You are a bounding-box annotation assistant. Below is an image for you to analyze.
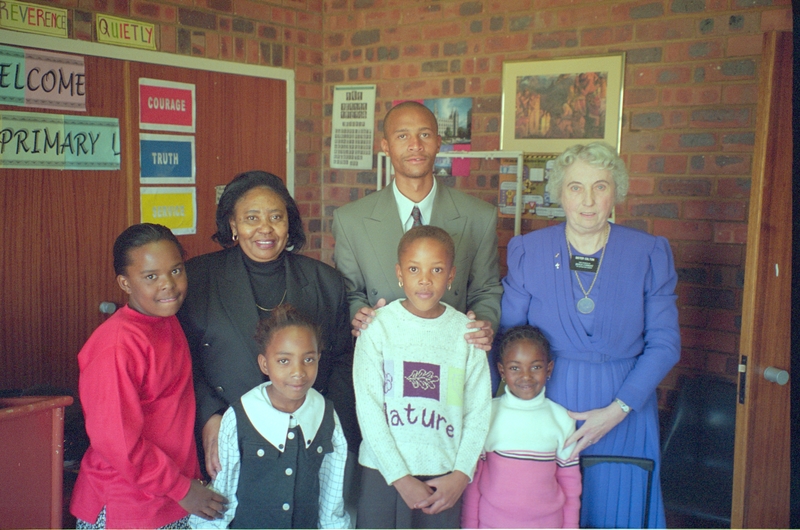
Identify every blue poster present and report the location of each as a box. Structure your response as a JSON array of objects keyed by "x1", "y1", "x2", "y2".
[{"x1": 139, "y1": 133, "x2": 195, "y2": 184}]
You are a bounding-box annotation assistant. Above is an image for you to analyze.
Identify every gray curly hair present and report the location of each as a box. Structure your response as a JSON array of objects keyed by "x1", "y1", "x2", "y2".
[{"x1": 546, "y1": 142, "x2": 629, "y2": 204}]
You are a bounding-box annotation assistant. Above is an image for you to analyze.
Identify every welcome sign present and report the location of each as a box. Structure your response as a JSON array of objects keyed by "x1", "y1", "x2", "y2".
[
  {"x1": 0, "y1": 110, "x2": 120, "y2": 170},
  {"x1": 0, "y1": 45, "x2": 86, "y2": 111}
]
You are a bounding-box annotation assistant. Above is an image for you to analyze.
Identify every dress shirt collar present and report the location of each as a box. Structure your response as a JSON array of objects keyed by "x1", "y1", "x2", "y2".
[
  {"x1": 392, "y1": 177, "x2": 437, "y2": 232},
  {"x1": 240, "y1": 382, "x2": 325, "y2": 452}
]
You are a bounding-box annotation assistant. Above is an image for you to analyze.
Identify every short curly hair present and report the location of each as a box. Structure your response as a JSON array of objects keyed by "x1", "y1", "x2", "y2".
[
  {"x1": 498, "y1": 325, "x2": 552, "y2": 364},
  {"x1": 546, "y1": 142, "x2": 629, "y2": 205},
  {"x1": 212, "y1": 170, "x2": 306, "y2": 251},
  {"x1": 397, "y1": 225, "x2": 456, "y2": 267}
]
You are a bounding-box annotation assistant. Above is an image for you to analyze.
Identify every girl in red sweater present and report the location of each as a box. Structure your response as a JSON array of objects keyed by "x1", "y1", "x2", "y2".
[{"x1": 70, "y1": 223, "x2": 226, "y2": 529}]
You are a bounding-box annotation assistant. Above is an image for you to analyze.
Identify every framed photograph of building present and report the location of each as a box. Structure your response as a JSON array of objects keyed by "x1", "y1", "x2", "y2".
[{"x1": 500, "y1": 53, "x2": 625, "y2": 153}]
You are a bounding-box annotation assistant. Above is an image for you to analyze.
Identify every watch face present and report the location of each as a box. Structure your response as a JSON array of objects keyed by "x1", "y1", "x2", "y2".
[{"x1": 617, "y1": 399, "x2": 630, "y2": 412}]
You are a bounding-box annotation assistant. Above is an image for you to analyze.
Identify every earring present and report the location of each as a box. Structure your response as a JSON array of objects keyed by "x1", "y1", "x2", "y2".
[
  {"x1": 447, "y1": 283, "x2": 452, "y2": 291},
  {"x1": 501, "y1": 377, "x2": 505, "y2": 382},
  {"x1": 398, "y1": 280, "x2": 403, "y2": 287},
  {"x1": 232, "y1": 233, "x2": 238, "y2": 242}
]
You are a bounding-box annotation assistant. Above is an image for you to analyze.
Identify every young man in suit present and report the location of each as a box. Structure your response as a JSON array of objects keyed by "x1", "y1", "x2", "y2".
[{"x1": 332, "y1": 101, "x2": 502, "y2": 349}]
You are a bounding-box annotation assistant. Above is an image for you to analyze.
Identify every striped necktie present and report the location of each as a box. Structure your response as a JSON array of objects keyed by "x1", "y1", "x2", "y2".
[{"x1": 411, "y1": 206, "x2": 423, "y2": 227}]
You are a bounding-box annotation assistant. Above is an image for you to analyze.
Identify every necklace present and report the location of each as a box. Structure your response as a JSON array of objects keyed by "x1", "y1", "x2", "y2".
[
  {"x1": 565, "y1": 224, "x2": 609, "y2": 314},
  {"x1": 255, "y1": 289, "x2": 287, "y2": 312}
]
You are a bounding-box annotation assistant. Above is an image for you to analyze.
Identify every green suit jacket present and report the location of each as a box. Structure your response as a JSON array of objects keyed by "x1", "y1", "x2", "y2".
[{"x1": 332, "y1": 178, "x2": 502, "y2": 330}]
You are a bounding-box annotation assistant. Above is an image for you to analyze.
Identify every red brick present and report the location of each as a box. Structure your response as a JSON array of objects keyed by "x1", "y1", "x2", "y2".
[
  {"x1": 159, "y1": 25, "x2": 176, "y2": 53},
  {"x1": 690, "y1": 107, "x2": 750, "y2": 128},
  {"x1": 486, "y1": 0, "x2": 532, "y2": 13},
  {"x1": 654, "y1": 220, "x2": 713, "y2": 241},
  {"x1": 661, "y1": 133, "x2": 719, "y2": 153},
  {"x1": 675, "y1": 348, "x2": 707, "y2": 370},
  {"x1": 713, "y1": 222, "x2": 748, "y2": 244},
  {"x1": 705, "y1": 353, "x2": 740, "y2": 377},
  {"x1": 681, "y1": 243, "x2": 742, "y2": 266},
  {"x1": 368, "y1": 9, "x2": 402, "y2": 29},
  {"x1": 716, "y1": 178, "x2": 751, "y2": 198},
  {"x1": 635, "y1": 18, "x2": 695, "y2": 41},
  {"x1": 485, "y1": 34, "x2": 529, "y2": 52},
  {"x1": 760, "y1": 8, "x2": 792, "y2": 31},
  {"x1": 722, "y1": 84, "x2": 758, "y2": 105},
  {"x1": 271, "y1": 6, "x2": 296, "y2": 25},
  {"x1": 663, "y1": 40, "x2": 724, "y2": 62},
  {"x1": 423, "y1": 22, "x2": 464, "y2": 40},
  {"x1": 726, "y1": 34, "x2": 763, "y2": 57},
  {"x1": 403, "y1": 4, "x2": 445, "y2": 24},
  {"x1": 325, "y1": 13, "x2": 357, "y2": 31},
  {"x1": 133, "y1": 0, "x2": 177, "y2": 22},
  {"x1": 684, "y1": 200, "x2": 747, "y2": 221},
  {"x1": 627, "y1": 176, "x2": 655, "y2": 195},
  {"x1": 219, "y1": 34, "x2": 232, "y2": 59},
  {"x1": 625, "y1": 88, "x2": 658, "y2": 106},
  {"x1": 661, "y1": 86, "x2": 722, "y2": 106},
  {"x1": 681, "y1": 328, "x2": 738, "y2": 354},
  {"x1": 706, "y1": 309, "x2": 740, "y2": 333},
  {"x1": 557, "y1": 4, "x2": 611, "y2": 27},
  {"x1": 204, "y1": 31, "x2": 219, "y2": 58},
  {"x1": 296, "y1": 9, "x2": 322, "y2": 31},
  {"x1": 678, "y1": 306, "x2": 710, "y2": 328},
  {"x1": 580, "y1": 24, "x2": 633, "y2": 46}
]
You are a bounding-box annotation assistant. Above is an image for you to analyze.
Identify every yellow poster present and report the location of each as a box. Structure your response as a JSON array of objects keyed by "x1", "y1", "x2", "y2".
[
  {"x1": 96, "y1": 14, "x2": 156, "y2": 50},
  {"x1": 140, "y1": 187, "x2": 196, "y2": 235},
  {"x1": 0, "y1": 1, "x2": 68, "y2": 38}
]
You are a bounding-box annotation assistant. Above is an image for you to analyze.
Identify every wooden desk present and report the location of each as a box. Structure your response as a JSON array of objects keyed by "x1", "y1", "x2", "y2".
[{"x1": 0, "y1": 396, "x2": 73, "y2": 529}]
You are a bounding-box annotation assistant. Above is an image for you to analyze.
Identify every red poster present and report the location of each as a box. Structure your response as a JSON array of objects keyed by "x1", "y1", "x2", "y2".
[{"x1": 139, "y1": 78, "x2": 195, "y2": 133}]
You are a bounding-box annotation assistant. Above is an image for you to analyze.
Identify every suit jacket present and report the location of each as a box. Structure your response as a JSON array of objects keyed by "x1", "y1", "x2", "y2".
[
  {"x1": 332, "y1": 178, "x2": 502, "y2": 330},
  {"x1": 177, "y1": 247, "x2": 359, "y2": 447}
]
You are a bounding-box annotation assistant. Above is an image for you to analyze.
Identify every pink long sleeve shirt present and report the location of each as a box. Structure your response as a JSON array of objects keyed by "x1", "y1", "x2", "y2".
[{"x1": 461, "y1": 389, "x2": 582, "y2": 528}]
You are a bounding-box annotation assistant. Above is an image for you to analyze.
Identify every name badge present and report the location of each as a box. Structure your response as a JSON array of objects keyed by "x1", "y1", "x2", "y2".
[{"x1": 570, "y1": 255, "x2": 599, "y2": 273}]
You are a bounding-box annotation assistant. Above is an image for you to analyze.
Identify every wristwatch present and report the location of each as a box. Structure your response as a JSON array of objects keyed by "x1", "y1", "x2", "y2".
[{"x1": 615, "y1": 398, "x2": 631, "y2": 413}]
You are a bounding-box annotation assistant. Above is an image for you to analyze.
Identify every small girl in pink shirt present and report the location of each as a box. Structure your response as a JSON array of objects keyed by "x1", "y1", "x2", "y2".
[{"x1": 461, "y1": 325, "x2": 581, "y2": 528}]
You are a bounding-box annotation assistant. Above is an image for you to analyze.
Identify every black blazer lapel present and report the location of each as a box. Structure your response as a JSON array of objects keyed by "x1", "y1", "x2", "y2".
[{"x1": 218, "y1": 249, "x2": 261, "y2": 358}]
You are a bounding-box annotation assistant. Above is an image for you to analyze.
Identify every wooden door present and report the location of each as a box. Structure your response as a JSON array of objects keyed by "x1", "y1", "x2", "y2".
[
  {"x1": 730, "y1": 31, "x2": 792, "y2": 528},
  {"x1": 0, "y1": 55, "x2": 128, "y2": 395}
]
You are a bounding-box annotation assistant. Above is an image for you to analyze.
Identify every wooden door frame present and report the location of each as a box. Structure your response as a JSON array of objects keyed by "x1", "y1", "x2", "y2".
[{"x1": 730, "y1": 30, "x2": 792, "y2": 528}]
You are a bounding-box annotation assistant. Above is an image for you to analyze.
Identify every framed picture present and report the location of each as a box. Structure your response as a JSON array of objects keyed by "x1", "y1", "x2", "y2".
[{"x1": 500, "y1": 53, "x2": 625, "y2": 153}]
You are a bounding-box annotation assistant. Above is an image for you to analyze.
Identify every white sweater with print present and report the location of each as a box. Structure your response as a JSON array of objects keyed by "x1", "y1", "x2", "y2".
[{"x1": 354, "y1": 300, "x2": 492, "y2": 485}]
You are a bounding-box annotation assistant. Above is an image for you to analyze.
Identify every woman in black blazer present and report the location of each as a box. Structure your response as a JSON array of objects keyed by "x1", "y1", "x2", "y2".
[{"x1": 178, "y1": 170, "x2": 357, "y2": 478}]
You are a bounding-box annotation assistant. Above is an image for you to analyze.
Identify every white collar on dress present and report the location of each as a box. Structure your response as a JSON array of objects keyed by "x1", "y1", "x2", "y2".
[{"x1": 240, "y1": 382, "x2": 325, "y2": 452}]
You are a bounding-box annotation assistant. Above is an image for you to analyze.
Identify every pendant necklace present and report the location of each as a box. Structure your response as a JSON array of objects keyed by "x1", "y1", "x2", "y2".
[
  {"x1": 566, "y1": 224, "x2": 609, "y2": 314},
  {"x1": 255, "y1": 289, "x2": 287, "y2": 312}
]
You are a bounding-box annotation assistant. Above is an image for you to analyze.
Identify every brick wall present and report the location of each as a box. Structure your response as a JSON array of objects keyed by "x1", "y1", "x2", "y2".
[
  {"x1": 30, "y1": 0, "x2": 792, "y2": 399},
  {"x1": 319, "y1": 0, "x2": 791, "y2": 401}
]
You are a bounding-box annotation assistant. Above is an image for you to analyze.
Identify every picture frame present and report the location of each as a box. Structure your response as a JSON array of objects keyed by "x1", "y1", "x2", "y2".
[{"x1": 500, "y1": 53, "x2": 625, "y2": 153}]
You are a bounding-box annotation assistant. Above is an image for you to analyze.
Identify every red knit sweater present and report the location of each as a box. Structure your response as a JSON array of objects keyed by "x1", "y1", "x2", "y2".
[{"x1": 70, "y1": 305, "x2": 201, "y2": 528}]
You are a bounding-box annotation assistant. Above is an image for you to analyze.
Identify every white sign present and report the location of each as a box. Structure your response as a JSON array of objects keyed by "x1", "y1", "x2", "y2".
[{"x1": 330, "y1": 84, "x2": 376, "y2": 170}]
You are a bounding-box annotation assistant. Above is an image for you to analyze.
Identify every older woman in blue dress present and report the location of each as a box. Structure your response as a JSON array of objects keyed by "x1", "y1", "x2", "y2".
[{"x1": 500, "y1": 142, "x2": 680, "y2": 528}]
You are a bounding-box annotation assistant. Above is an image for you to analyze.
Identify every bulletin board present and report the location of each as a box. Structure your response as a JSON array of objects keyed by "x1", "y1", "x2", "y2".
[{"x1": 0, "y1": 29, "x2": 294, "y2": 395}]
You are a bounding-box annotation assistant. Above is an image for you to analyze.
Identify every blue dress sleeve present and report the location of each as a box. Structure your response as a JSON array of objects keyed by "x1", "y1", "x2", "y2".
[
  {"x1": 500, "y1": 234, "x2": 533, "y2": 332},
  {"x1": 615, "y1": 236, "x2": 681, "y2": 411}
]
